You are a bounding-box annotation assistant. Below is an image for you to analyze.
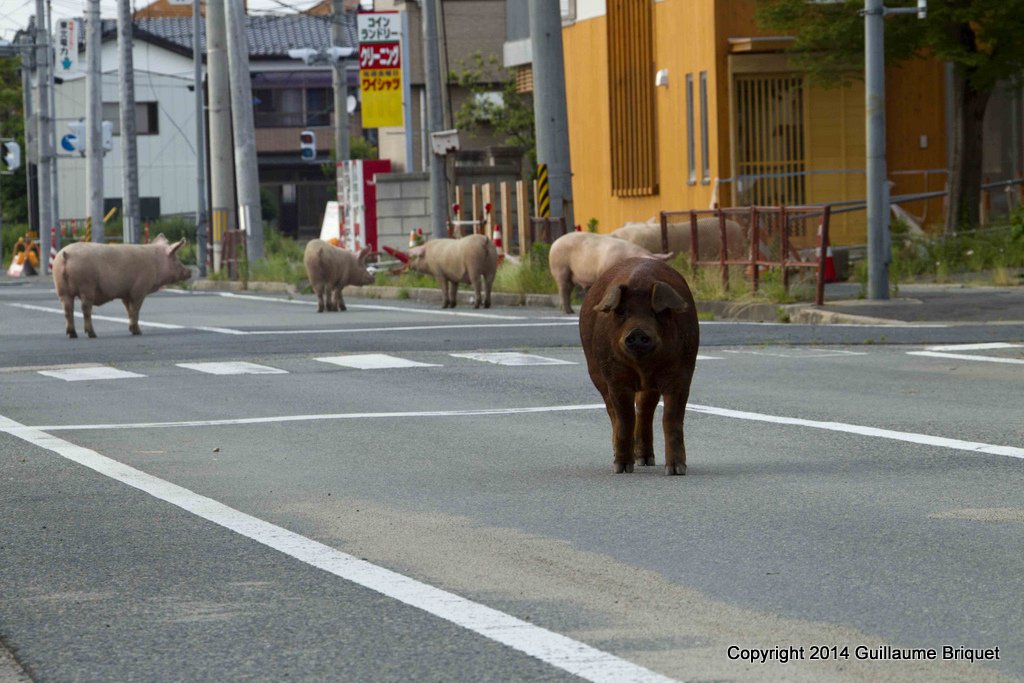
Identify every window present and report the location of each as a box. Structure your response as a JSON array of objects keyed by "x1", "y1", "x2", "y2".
[
  {"x1": 607, "y1": 0, "x2": 658, "y2": 196},
  {"x1": 305, "y1": 88, "x2": 332, "y2": 127},
  {"x1": 686, "y1": 73, "x2": 695, "y2": 186},
  {"x1": 699, "y1": 71, "x2": 710, "y2": 184},
  {"x1": 101, "y1": 102, "x2": 159, "y2": 135},
  {"x1": 253, "y1": 87, "x2": 334, "y2": 128}
]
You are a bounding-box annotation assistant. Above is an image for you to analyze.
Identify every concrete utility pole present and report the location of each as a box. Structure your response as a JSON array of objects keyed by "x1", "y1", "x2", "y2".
[
  {"x1": 193, "y1": 0, "x2": 207, "y2": 276},
  {"x1": 529, "y1": 0, "x2": 573, "y2": 228},
  {"x1": 86, "y1": 0, "x2": 104, "y2": 240},
  {"x1": 206, "y1": 0, "x2": 236, "y2": 273},
  {"x1": 225, "y1": 0, "x2": 264, "y2": 259},
  {"x1": 331, "y1": 0, "x2": 350, "y2": 165},
  {"x1": 117, "y1": 0, "x2": 141, "y2": 244},
  {"x1": 864, "y1": 0, "x2": 925, "y2": 300},
  {"x1": 34, "y1": 0, "x2": 53, "y2": 273},
  {"x1": 19, "y1": 29, "x2": 37, "y2": 236},
  {"x1": 421, "y1": 0, "x2": 447, "y2": 238}
]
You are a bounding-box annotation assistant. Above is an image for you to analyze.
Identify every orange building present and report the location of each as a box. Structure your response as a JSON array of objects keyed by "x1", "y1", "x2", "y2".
[{"x1": 559, "y1": 0, "x2": 956, "y2": 247}]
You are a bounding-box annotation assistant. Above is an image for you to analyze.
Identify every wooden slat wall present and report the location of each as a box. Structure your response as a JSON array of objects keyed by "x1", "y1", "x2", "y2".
[{"x1": 607, "y1": 0, "x2": 658, "y2": 197}]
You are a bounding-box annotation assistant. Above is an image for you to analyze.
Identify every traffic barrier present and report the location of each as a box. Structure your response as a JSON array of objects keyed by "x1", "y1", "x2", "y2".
[{"x1": 493, "y1": 225, "x2": 505, "y2": 264}]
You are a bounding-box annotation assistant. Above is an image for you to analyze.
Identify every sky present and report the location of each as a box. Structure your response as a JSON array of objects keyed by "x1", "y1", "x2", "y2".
[{"x1": 0, "y1": 0, "x2": 325, "y2": 42}]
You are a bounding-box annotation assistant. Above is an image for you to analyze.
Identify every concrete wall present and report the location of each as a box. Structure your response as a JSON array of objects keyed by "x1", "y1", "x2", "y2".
[{"x1": 374, "y1": 172, "x2": 431, "y2": 253}]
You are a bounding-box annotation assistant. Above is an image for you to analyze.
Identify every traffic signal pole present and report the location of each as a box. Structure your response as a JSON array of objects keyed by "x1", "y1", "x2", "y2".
[{"x1": 86, "y1": 0, "x2": 104, "y2": 241}]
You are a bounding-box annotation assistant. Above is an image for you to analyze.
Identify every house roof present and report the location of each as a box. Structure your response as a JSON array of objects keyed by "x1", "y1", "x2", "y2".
[{"x1": 135, "y1": 15, "x2": 345, "y2": 58}]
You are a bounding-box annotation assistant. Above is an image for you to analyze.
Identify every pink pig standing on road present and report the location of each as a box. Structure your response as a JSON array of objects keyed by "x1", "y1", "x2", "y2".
[{"x1": 52, "y1": 234, "x2": 191, "y2": 338}]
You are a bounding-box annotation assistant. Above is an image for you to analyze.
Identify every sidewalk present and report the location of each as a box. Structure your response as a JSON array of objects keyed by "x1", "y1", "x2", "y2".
[{"x1": 6, "y1": 272, "x2": 1024, "y2": 325}]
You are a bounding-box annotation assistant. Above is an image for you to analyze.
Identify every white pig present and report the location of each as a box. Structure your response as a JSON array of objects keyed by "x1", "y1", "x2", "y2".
[
  {"x1": 303, "y1": 240, "x2": 375, "y2": 312},
  {"x1": 611, "y1": 217, "x2": 748, "y2": 261},
  {"x1": 548, "y1": 231, "x2": 671, "y2": 314},
  {"x1": 407, "y1": 233, "x2": 497, "y2": 309},
  {"x1": 52, "y1": 234, "x2": 191, "y2": 338}
]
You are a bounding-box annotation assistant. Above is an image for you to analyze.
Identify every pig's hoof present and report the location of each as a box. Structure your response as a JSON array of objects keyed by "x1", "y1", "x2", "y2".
[
  {"x1": 87, "y1": 331, "x2": 97, "y2": 339},
  {"x1": 614, "y1": 462, "x2": 634, "y2": 474},
  {"x1": 637, "y1": 454, "x2": 655, "y2": 466},
  {"x1": 67, "y1": 330, "x2": 77, "y2": 339},
  {"x1": 665, "y1": 463, "x2": 687, "y2": 476},
  {"x1": 338, "y1": 305, "x2": 347, "y2": 312}
]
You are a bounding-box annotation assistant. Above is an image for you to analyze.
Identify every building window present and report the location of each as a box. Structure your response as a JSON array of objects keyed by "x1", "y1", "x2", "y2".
[
  {"x1": 607, "y1": 0, "x2": 658, "y2": 197},
  {"x1": 734, "y1": 74, "x2": 806, "y2": 206},
  {"x1": 686, "y1": 73, "x2": 696, "y2": 186},
  {"x1": 101, "y1": 102, "x2": 159, "y2": 135},
  {"x1": 253, "y1": 87, "x2": 334, "y2": 128},
  {"x1": 305, "y1": 88, "x2": 332, "y2": 127},
  {"x1": 699, "y1": 71, "x2": 710, "y2": 185}
]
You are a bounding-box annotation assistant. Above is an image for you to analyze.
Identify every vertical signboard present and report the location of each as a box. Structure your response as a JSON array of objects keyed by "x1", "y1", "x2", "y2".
[
  {"x1": 56, "y1": 19, "x2": 79, "y2": 75},
  {"x1": 357, "y1": 12, "x2": 403, "y2": 128}
]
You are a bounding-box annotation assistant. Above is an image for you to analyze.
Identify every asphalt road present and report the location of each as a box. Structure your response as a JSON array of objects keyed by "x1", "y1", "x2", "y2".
[{"x1": 1, "y1": 279, "x2": 1023, "y2": 682}]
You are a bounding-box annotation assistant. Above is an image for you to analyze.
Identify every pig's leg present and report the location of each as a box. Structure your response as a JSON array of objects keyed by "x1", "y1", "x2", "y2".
[
  {"x1": 472, "y1": 272, "x2": 483, "y2": 309},
  {"x1": 448, "y1": 280, "x2": 460, "y2": 308},
  {"x1": 437, "y1": 276, "x2": 451, "y2": 308},
  {"x1": 634, "y1": 390, "x2": 660, "y2": 466},
  {"x1": 61, "y1": 295, "x2": 78, "y2": 338},
  {"x1": 335, "y1": 284, "x2": 347, "y2": 311},
  {"x1": 81, "y1": 300, "x2": 97, "y2": 338},
  {"x1": 314, "y1": 285, "x2": 326, "y2": 313},
  {"x1": 662, "y1": 392, "x2": 689, "y2": 476},
  {"x1": 608, "y1": 388, "x2": 636, "y2": 473},
  {"x1": 483, "y1": 271, "x2": 494, "y2": 309},
  {"x1": 123, "y1": 297, "x2": 142, "y2": 335},
  {"x1": 326, "y1": 285, "x2": 338, "y2": 312},
  {"x1": 554, "y1": 269, "x2": 574, "y2": 314}
]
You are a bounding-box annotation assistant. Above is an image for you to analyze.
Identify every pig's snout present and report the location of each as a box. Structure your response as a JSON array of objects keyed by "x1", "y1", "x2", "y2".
[{"x1": 623, "y1": 327, "x2": 656, "y2": 355}]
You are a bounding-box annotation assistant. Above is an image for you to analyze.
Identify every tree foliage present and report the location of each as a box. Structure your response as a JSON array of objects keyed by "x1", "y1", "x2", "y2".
[
  {"x1": 0, "y1": 55, "x2": 27, "y2": 224},
  {"x1": 756, "y1": 0, "x2": 1024, "y2": 232}
]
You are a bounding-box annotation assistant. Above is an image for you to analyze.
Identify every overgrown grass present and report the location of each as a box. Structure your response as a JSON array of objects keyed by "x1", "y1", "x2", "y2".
[
  {"x1": 492, "y1": 244, "x2": 558, "y2": 295},
  {"x1": 890, "y1": 213, "x2": 1024, "y2": 285}
]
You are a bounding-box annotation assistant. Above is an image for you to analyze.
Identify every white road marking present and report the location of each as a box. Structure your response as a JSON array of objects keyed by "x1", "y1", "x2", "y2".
[
  {"x1": 316, "y1": 354, "x2": 441, "y2": 370},
  {"x1": 15, "y1": 402, "x2": 1024, "y2": 461},
  {"x1": 0, "y1": 413, "x2": 676, "y2": 683},
  {"x1": 37, "y1": 366, "x2": 146, "y2": 382},
  {"x1": 720, "y1": 348, "x2": 868, "y2": 358},
  {"x1": 450, "y1": 352, "x2": 576, "y2": 366},
  {"x1": 212, "y1": 291, "x2": 531, "y2": 320},
  {"x1": 176, "y1": 361, "x2": 289, "y2": 375},
  {"x1": 908, "y1": 342, "x2": 1024, "y2": 365},
  {"x1": 10, "y1": 303, "x2": 185, "y2": 329},
  {"x1": 696, "y1": 354, "x2": 724, "y2": 360}
]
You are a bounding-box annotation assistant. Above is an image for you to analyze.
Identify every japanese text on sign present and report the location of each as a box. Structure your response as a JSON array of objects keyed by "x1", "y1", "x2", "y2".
[
  {"x1": 357, "y1": 13, "x2": 400, "y2": 43},
  {"x1": 359, "y1": 43, "x2": 400, "y2": 69}
]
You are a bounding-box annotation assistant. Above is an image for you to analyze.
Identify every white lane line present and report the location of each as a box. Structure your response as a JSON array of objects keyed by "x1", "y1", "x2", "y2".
[
  {"x1": 10, "y1": 303, "x2": 185, "y2": 329},
  {"x1": 0, "y1": 413, "x2": 675, "y2": 683},
  {"x1": 908, "y1": 342, "x2": 1024, "y2": 365},
  {"x1": 316, "y1": 354, "x2": 441, "y2": 370},
  {"x1": 37, "y1": 366, "x2": 146, "y2": 382},
  {"x1": 450, "y1": 352, "x2": 576, "y2": 366},
  {"x1": 14, "y1": 402, "x2": 1024, "y2": 461},
  {"x1": 720, "y1": 348, "x2": 868, "y2": 358},
  {"x1": 176, "y1": 362, "x2": 289, "y2": 376},
  {"x1": 212, "y1": 291, "x2": 531, "y2": 320},
  {"x1": 686, "y1": 403, "x2": 1024, "y2": 460},
  {"x1": 696, "y1": 354, "x2": 724, "y2": 360}
]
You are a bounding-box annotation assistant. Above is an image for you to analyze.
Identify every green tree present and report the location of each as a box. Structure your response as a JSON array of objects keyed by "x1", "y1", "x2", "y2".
[
  {"x1": 757, "y1": 0, "x2": 1024, "y2": 234},
  {"x1": 451, "y1": 53, "x2": 536, "y2": 171},
  {"x1": 0, "y1": 55, "x2": 27, "y2": 224}
]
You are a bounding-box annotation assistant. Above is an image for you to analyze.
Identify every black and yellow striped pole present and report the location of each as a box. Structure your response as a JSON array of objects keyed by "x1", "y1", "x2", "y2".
[
  {"x1": 211, "y1": 208, "x2": 228, "y2": 273},
  {"x1": 536, "y1": 163, "x2": 550, "y2": 217}
]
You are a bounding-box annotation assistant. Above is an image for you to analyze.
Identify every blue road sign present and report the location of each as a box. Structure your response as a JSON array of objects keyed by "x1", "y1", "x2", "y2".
[{"x1": 61, "y1": 134, "x2": 78, "y2": 152}]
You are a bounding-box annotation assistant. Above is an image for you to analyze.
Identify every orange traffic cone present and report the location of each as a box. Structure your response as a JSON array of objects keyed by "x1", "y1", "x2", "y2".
[{"x1": 493, "y1": 225, "x2": 505, "y2": 264}]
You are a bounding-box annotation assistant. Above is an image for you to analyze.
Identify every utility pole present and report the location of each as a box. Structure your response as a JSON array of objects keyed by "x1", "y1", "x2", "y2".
[
  {"x1": 864, "y1": 0, "x2": 925, "y2": 300},
  {"x1": 193, "y1": 0, "x2": 207, "y2": 276},
  {"x1": 34, "y1": 0, "x2": 53, "y2": 274},
  {"x1": 529, "y1": 0, "x2": 573, "y2": 228},
  {"x1": 19, "y1": 29, "x2": 37, "y2": 237},
  {"x1": 225, "y1": 0, "x2": 264, "y2": 259},
  {"x1": 331, "y1": 0, "x2": 350, "y2": 164},
  {"x1": 420, "y1": 0, "x2": 447, "y2": 238},
  {"x1": 206, "y1": 0, "x2": 235, "y2": 273},
  {"x1": 86, "y1": 0, "x2": 104, "y2": 241},
  {"x1": 117, "y1": 0, "x2": 140, "y2": 244},
  {"x1": 46, "y1": 0, "x2": 59, "y2": 250}
]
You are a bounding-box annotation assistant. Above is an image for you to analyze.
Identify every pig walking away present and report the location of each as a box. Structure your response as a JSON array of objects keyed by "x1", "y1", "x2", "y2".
[
  {"x1": 548, "y1": 231, "x2": 671, "y2": 315},
  {"x1": 303, "y1": 240, "x2": 375, "y2": 312},
  {"x1": 53, "y1": 234, "x2": 191, "y2": 338},
  {"x1": 579, "y1": 257, "x2": 699, "y2": 475},
  {"x1": 407, "y1": 233, "x2": 497, "y2": 309}
]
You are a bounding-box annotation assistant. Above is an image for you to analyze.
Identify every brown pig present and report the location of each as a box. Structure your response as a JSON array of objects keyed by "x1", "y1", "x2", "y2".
[
  {"x1": 548, "y1": 231, "x2": 671, "y2": 314},
  {"x1": 579, "y1": 257, "x2": 699, "y2": 475},
  {"x1": 303, "y1": 240, "x2": 375, "y2": 312},
  {"x1": 611, "y1": 217, "x2": 748, "y2": 261},
  {"x1": 52, "y1": 234, "x2": 191, "y2": 338},
  {"x1": 407, "y1": 233, "x2": 497, "y2": 309}
]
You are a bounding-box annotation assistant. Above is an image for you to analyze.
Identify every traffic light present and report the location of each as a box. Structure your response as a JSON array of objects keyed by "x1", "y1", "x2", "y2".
[
  {"x1": 300, "y1": 130, "x2": 316, "y2": 161},
  {"x1": 2, "y1": 141, "x2": 20, "y2": 172}
]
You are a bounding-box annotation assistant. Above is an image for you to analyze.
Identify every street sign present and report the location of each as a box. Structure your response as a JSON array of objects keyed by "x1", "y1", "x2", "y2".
[
  {"x1": 358, "y1": 12, "x2": 403, "y2": 129},
  {"x1": 60, "y1": 134, "x2": 78, "y2": 153},
  {"x1": 56, "y1": 19, "x2": 79, "y2": 75}
]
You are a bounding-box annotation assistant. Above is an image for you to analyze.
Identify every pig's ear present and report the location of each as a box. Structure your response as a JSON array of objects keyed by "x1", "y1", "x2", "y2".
[
  {"x1": 593, "y1": 284, "x2": 625, "y2": 313},
  {"x1": 651, "y1": 281, "x2": 688, "y2": 313},
  {"x1": 169, "y1": 238, "x2": 187, "y2": 254},
  {"x1": 357, "y1": 246, "x2": 371, "y2": 264}
]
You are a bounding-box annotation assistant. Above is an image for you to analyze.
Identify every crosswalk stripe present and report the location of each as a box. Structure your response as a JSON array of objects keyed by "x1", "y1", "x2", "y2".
[
  {"x1": 37, "y1": 366, "x2": 146, "y2": 382},
  {"x1": 450, "y1": 352, "x2": 575, "y2": 366},
  {"x1": 175, "y1": 362, "x2": 289, "y2": 375},
  {"x1": 315, "y1": 354, "x2": 441, "y2": 370}
]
